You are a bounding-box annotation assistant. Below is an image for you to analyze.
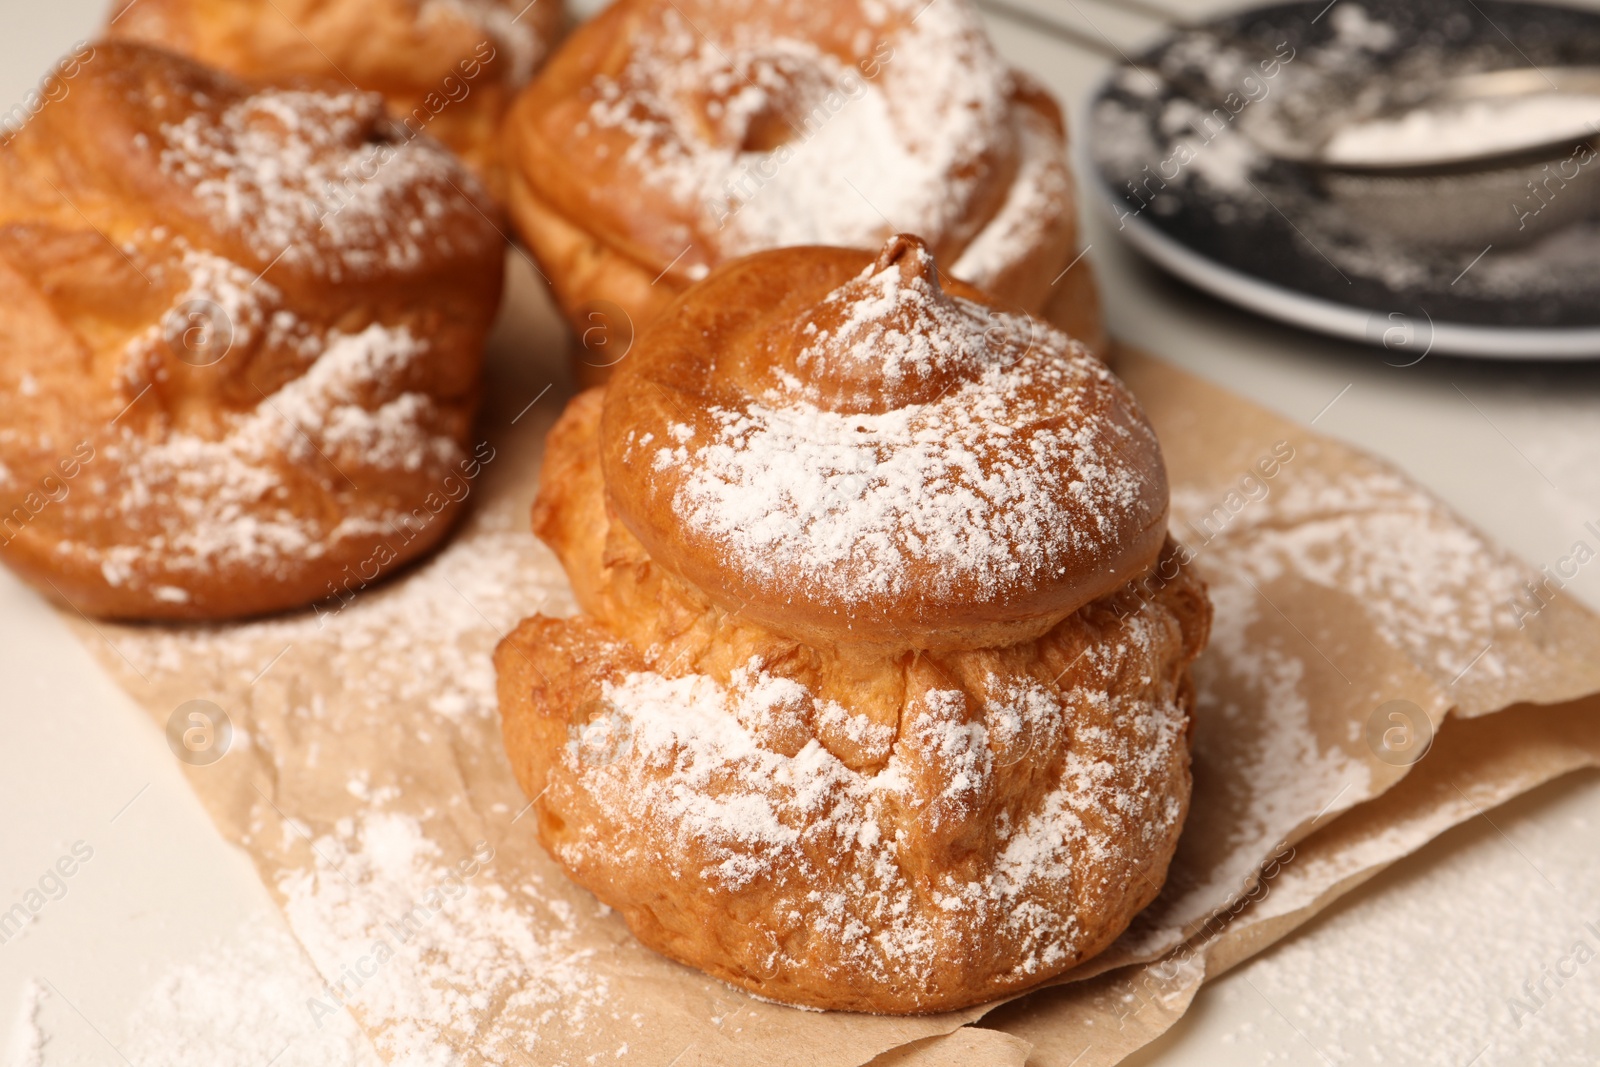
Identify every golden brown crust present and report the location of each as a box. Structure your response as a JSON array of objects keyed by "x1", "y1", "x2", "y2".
[
  {"x1": 0, "y1": 43, "x2": 504, "y2": 619},
  {"x1": 105, "y1": 0, "x2": 563, "y2": 200},
  {"x1": 502, "y1": 0, "x2": 1102, "y2": 366},
  {"x1": 497, "y1": 387, "x2": 1211, "y2": 1013},
  {"x1": 599, "y1": 237, "x2": 1168, "y2": 651}
]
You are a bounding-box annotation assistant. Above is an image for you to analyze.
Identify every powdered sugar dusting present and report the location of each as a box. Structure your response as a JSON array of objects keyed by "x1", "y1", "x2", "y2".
[
  {"x1": 1128, "y1": 441, "x2": 1567, "y2": 952},
  {"x1": 1133, "y1": 554, "x2": 1371, "y2": 947},
  {"x1": 790, "y1": 243, "x2": 992, "y2": 396},
  {"x1": 91, "y1": 276, "x2": 461, "y2": 593},
  {"x1": 644, "y1": 257, "x2": 1156, "y2": 609},
  {"x1": 277, "y1": 811, "x2": 608, "y2": 1065},
  {"x1": 118, "y1": 497, "x2": 566, "y2": 722},
  {"x1": 124, "y1": 929, "x2": 382, "y2": 1066},
  {"x1": 55, "y1": 327, "x2": 1600, "y2": 1056},
  {"x1": 575, "y1": 0, "x2": 1018, "y2": 264},
  {"x1": 83, "y1": 481, "x2": 630, "y2": 1062},
  {"x1": 1217, "y1": 779, "x2": 1600, "y2": 1067},
  {"x1": 6, "y1": 980, "x2": 45, "y2": 1067},
  {"x1": 950, "y1": 99, "x2": 1075, "y2": 292},
  {"x1": 4, "y1": 929, "x2": 382, "y2": 1067},
  {"x1": 562, "y1": 622, "x2": 1190, "y2": 988},
  {"x1": 158, "y1": 88, "x2": 481, "y2": 280},
  {"x1": 1179, "y1": 450, "x2": 1544, "y2": 704}
]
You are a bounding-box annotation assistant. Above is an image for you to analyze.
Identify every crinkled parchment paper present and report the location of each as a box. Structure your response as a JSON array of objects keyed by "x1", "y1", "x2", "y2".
[
  {"x1": 971, "y1": 355, "x2": 1600, "y2": 1064},
  {"x1": 58, "y1": 265, "x2": 1600, "y2": 1065}
]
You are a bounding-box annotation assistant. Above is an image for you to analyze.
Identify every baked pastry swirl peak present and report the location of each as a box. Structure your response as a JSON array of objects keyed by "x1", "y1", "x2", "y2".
[
  {"x1": 602, "y1": 235, "x2": 1169, "y2": 651},
  {"x1": 753, "y1": 235, "x2": 1006, "y2": 414}
]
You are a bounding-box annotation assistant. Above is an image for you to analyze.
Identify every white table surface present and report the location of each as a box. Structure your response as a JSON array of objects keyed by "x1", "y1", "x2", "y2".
[{"x1": 1, "y1": 2, "x2": 1597, "y2": 1064}]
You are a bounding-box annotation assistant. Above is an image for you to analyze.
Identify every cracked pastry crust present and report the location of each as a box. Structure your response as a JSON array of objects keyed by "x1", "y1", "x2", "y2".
[
  {"x1": 501, "y1": 0, "x2": 1105, "y2": 377},
  {"x1": 0, "y1": 43, "x2": 503, "y2": 619},
  {"x1": 496, "y1": 238, "x2": 1210, "y2": 1013}
]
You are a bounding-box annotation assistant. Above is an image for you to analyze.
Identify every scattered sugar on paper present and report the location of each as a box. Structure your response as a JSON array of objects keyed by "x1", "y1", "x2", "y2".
[
  {"x1": 1131, "y1": 450, "x2": 1549, "y2": 949},
  {"x1": 5, "y1": 980, "x2": 45, "y2": 1067},
  {"x1": 1159, "y1": 559, "x2": 1368, "y2": 934},
  {"x1": 1213, "y1": 455, "x2": 1531, "y2": 685},
  {"x1": 277, "y1": 811, "x2": 611, "y2": 1065},
  {"x1": 81, "y1": 477, "x2": 627, "y2": 1055},
  {"x1": 113, "y1": 497, "x2": 569, "y2": 723},
  {"x1": 6, "y1": 931, "x2": 379, "y2": 1067}
]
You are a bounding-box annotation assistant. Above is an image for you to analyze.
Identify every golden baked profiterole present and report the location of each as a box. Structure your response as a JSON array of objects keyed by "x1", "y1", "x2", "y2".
[
  {"x1": 496, "y1": 235, "x2": 1210, "y2": 1013},
  {"x1": 502, "y1": 0, "x2": 1106, "y2": 377},
  {"x1": 0, "y1": 42, "x2": 504, "y2": 619}
]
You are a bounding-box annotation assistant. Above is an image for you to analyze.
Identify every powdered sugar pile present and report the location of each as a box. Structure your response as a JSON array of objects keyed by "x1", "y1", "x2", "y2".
[
  {"x1": 649, "y1": 257, "x2": 1156, "y2": 608},
  {"x1": 277, "y1": 811, "x2": 612, "y2": 1064},
  {"x1": 158, "y1": 89, "x2": 473, "y2": 280},
  {"x1": 5, "y1": 980, "x2": 44, "y2": 1067},
  {"x1": 1321, "y1": 93, "x2": 1600, "y2": 167},
  {"x1": 580, "y1": 0, "x2": 1015, "y2": 263}
]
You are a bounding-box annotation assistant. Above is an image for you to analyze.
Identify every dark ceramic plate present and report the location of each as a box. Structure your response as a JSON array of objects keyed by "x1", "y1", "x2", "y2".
[{"x1": 1084, "y1": 0, "x2": 1600, "y2": 359}]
